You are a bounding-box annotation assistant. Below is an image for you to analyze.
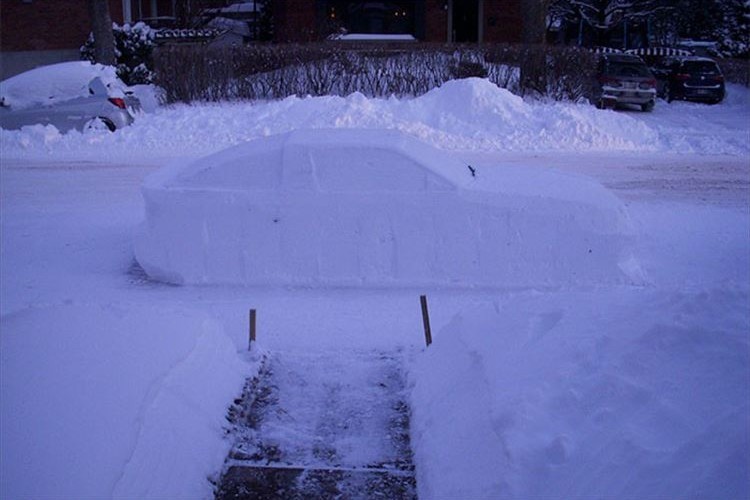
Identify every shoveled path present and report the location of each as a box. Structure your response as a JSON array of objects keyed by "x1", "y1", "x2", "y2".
[{"x1": 216, "y1": 349, "x2": 417, "y2": 499}]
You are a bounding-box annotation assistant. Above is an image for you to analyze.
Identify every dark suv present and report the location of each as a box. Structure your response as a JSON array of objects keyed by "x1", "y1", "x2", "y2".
[
  {"x1": 662, "y1": 57, "x2": 725, "y2": 104},
  {"x1": 592, "y1": 54, "x2": 657, "y2": 112}
]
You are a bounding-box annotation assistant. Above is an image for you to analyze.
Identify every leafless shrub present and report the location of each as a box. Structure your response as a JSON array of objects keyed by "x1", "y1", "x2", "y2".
[
  {"x1": 153, "y1": 43, "x2": 597, "y2": 104},
  {"x1": 717, "y1": 58, "x2": 750, "y2": 87}
]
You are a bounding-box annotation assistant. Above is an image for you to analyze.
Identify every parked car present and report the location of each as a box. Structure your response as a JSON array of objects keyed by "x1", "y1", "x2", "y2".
[
  {"x1": 624, "y1": 47, "x2": 693, "y2": 97},
  {"x1": 661, "y1": 57, "x2": 725, "y2": 104},
  {"x1": 675, "y1": 39, "x2": 722, "y2": 58},
  {"x1": 592, "y1": 53, "x2": 657, "y2": 112},
  {"x1": 0, "y1": 62, "x2": 141, "y2": 132}
]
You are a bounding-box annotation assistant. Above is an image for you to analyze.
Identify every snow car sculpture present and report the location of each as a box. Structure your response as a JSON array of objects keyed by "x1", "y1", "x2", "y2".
[{"x1": 135, "y1": 129, "x2": 643, "y2": 287}]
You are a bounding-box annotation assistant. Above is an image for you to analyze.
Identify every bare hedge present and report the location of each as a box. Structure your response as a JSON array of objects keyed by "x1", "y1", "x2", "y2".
[
  {"x1": 717, "y1": 58, "x2": 750, "y2": 87},
  {"x1": 153, "y1": 43, "x2": 597, "y2": 104}
]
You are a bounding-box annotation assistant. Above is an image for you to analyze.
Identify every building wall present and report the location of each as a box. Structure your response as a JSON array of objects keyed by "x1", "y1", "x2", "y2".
[
  {"x1": 483, "y1": 0, "x2": 521, "y2": 43},
  {"x1": 0, "y1": 0, "x2": 124, "y2": 52},
  {"x1": 273, "y1": 0, "x2": 318, "y2": 42},
  {"x1": 270, "y1": 1, "x2": 522, "y2": 43},
  {"x1": 0, "y1": 0, "x2": 125, "y2": 79},
  {"x1": 425, "y1": 1, "x2": 448, "y2": 42}
]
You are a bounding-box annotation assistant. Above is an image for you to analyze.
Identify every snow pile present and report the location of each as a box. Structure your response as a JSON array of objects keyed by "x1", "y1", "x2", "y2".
[
  {"x1": 0, "y1": 61, "x2": 123, "y2": 110},
  {"x1": 0, "y1": 304, "x2": 254, "y2": 499},
  {"x1": 2, "y1": 78, "x2": 748, "y2": 160},
  {"x1": 136, "y1": 129, "x2": 642, "y2": 287},
  {"x1": 400, "y1": 80, "x2": 660, "y2": 152},
  {"x1": 410, "y1": 289, "x2": 750, "y2": 499}
]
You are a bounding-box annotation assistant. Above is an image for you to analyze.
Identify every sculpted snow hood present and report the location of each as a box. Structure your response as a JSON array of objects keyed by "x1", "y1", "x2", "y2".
[{"x1": 135, "y1": 129, "x2": 643, "y2": 287}]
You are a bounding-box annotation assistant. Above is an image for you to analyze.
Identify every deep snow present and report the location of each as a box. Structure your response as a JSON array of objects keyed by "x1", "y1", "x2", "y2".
[
  {"x1": 411, "y1": 289, "x2": 749, "y2": 499},
  {"x1": 1, "y1": 78, "x2": 748, "y2": 162},
  {"x1": 1, "y1": 77, "x2": 749, "y2": 499},
  {"x1": 1, "y1": 305, "x2": 252, "y2": 499}
]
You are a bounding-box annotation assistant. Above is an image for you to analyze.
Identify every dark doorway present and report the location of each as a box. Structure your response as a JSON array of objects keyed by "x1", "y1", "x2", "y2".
[{"x1": 453, "y1": 0, "x2": 478, "y2": 42}]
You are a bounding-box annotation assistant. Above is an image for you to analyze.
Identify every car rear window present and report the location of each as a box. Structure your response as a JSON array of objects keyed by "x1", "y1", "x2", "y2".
[
  {"x1": 681, "y1": 61, "x2": 720, "y2": 74},
  {"x1": 608, "y1": 62, "x2": 651, "y2": 78}
]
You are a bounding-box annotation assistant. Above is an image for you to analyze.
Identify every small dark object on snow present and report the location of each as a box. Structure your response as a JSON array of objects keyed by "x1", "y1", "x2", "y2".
[{"x1": 467, "y1": 165, "x2": 476, "y2": 177}]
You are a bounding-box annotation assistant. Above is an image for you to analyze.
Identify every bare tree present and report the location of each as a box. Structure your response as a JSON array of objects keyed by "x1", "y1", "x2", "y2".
[
  {"x1": 175, "y1": 0, "x2": 213, "y2": 28},
  {"x1": 87, "y1": 0, "x2": 116, "y2": 65},
  {"x1": 549, "y1": 0, "x2": 675, "y2": 46}
]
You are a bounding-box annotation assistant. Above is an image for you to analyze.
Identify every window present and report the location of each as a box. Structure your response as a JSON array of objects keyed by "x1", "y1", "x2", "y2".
[
  {"x1": 682, "y1": 61, "x2": 721, "y2": 74},
  {"x1": 311, "y1": 148, "x2": 454, "y2": 193},
  {"x1": 325, "y1": 1, "x2": 415, "y2": 34}
]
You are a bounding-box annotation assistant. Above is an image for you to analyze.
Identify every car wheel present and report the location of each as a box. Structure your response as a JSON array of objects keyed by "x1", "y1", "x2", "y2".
[
  {"x1": 84, "y1": 116, "x2": 116, "y2": 133},
  {"x1": 641, "y1": 101, "x2": 655, "y2": 112}
]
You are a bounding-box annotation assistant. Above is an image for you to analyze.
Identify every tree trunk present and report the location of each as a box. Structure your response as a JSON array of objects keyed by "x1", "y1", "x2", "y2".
[
  {"x1": 520, "y1": 0, "x2": 549, "y2": 44},
  {"x1": 88, "y1": 0, "x2": 116, "y2": 65},
  {"x1": 519, "y1": 0, "x2": 549, "y2": 96}
]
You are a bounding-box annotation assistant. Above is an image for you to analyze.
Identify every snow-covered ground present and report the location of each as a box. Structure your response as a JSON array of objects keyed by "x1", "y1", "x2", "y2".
[
  {"x1": 1, "y1": 78, "x2": 748, "y2": 499},
  {"x1": 1, "y1": 78, "x2": 748, "y2": 162}
]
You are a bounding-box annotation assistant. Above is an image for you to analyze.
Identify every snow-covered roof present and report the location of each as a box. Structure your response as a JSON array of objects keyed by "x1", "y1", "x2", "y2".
[
  {"x1": 206, "y1": 17, "x2": 251, "y2": 37},
  {"x1": 148, "y1": 128, "x2": 618, "y2": 204},
  {"x1": 591, "y1": 46, "x2": 623, "y2": 54},
  {"x1": 677, "y1": 39, "x2": 719, "y2": 48},
  {"x1": 625, "y1": 47, "x2": 693, "y2": 57},
  {"x1": 204, "y1": 1, "x2": 260, "y2": 14},
  {"x1": 154, "y1": 28, "x2": 223, "y2": 41},
  {"x1": 327, "y1": 33, "x2": 417, "y2": 41}
]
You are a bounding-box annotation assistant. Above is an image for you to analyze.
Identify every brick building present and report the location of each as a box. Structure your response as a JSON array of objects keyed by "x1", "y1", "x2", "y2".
[
  {"x1": 1, "y1": 0, "x2": 523, "y2": 79},
  {"x1": 0, "y1": 0, "x2": 191, "y2": 78},
  {"x1": 2, "y1": 0, "x2": 106, "y2": 78},
  {"x1": 274, "y1": 0, "x2": 522, "y2": 43}
]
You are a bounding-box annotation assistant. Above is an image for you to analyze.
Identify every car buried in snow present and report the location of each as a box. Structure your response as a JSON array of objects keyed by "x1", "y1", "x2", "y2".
[
  {"x1": 0, "y1": 62, "x2": 141, "y2": 132},
  {"x1": 135, "y1": 129, "x2": 644, "y2": 289}
]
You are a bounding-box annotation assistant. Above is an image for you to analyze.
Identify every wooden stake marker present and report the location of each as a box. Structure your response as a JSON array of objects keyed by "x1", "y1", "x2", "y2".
[
  {"x1": 420, "y1": 295, "x2": 432, "y2": 347},
  {"x1": 249, "y1": 309, "x2": 257, "y2": 350}
]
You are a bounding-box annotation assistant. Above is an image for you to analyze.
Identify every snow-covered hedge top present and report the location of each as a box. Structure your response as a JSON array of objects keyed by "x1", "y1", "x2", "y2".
[{"x1": 0, "y1": 62, "x2": 124, "y2": 110}]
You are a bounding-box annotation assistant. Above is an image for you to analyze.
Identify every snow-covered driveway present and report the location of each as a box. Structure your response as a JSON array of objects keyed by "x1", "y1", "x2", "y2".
[{"x1": 218, "y1": 348, "x2": 415, "y2": 498}]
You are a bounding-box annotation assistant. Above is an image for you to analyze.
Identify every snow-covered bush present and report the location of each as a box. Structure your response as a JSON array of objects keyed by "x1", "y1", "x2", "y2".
[{"x1": 81, "y1": 22, "x2": 155, "y2": 85}]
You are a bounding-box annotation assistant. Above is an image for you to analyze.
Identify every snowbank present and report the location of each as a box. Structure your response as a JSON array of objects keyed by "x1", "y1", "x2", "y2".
[
  {"x1": 0, "y1": 61, "x2": 123, "y2": 110},
  {"x1": 2, "y1": 78, "x2": 748, "y2": 161},
  {"x1": 0, "y1": 304, "x2": 255, "y2": 499},
  {"x1": 410, "y1": 289, "x2": 750, "y2": 499},
  {"x1": 135, "y1": 129, "x2": 643, "y2": 288}
]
